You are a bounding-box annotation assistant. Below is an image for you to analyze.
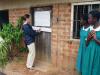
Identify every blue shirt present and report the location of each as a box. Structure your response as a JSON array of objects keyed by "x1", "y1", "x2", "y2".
[{"x1": 22, "y1": 24, "x2": 38, "y2": 45}]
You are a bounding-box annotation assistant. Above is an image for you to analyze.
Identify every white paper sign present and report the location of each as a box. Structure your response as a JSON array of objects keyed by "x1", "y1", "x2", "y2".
[
  {"x1": 34, "y1": 11, "x2": 51, "y2": 27},
  {"x1": 32, "y1": 26, "x2": 51, "y2": 32}
]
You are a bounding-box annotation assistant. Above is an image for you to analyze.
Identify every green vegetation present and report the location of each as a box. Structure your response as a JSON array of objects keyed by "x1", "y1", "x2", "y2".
[{"x1": 0, "y1": 17, "x2": 24, "y2": 68}]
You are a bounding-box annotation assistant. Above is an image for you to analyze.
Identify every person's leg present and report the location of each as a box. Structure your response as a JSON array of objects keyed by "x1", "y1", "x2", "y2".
[{"x1": 26, "y1": 43, "x2": 35, "y2": 68}]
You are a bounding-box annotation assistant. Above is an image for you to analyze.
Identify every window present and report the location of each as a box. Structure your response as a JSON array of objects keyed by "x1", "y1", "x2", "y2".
[
  {"x1": 31, "y1": 6, "x2": 52, "y2": 27},
  {"x1": 72, "y1": 3, "x2": 100, "y2": 39}
]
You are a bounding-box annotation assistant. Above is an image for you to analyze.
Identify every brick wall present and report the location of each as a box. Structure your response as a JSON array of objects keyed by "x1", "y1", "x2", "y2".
[
  {"x1": 9, "y1": 8, "x2": 30, "y2": 25},
  {"x1": 51, "y1": 3, "x2": 80, "y2": 71},
  {"x1": 9, "y1": 8, "x2": 30, "y2": 48},
  {"x1": 8, "y1": 4, "x2": 80, "y2": 72}
]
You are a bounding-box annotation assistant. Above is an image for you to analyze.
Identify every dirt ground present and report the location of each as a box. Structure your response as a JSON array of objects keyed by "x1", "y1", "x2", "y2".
[{"x1": 1, "y1": 54, "x2": 78, "y2": 75}]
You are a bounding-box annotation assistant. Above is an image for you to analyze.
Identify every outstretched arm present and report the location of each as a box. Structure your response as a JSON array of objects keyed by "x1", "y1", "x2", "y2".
[{"x1": 23, "y1": 25, "x2": 41, "y2": 37}]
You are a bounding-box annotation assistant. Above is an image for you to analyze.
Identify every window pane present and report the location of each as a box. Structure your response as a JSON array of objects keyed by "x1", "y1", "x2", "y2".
[
  {"x1": 73, "y1": 5, "x2": 89, "y2": 39},
  {"x1": 31, "y1": 7, "x2": 52, "y2": 27},
  {"x1": 34, "y1": 11, "x2": 51, "y2": 27},
  {"x1": 74, "y1": 5, "x2": 78, "y2": 20},
  {"x1": 77, "y1": 21, "x2": 81, "y2": 39},
  {"x1": 83, "y1": 5, "x2": 89, "y2": 14},
  {"x1": 77, "y1": 5, "x2": 83, "y2": 20},
  {"x1": 73, "y1": 21, "x2": 77, "y2": 38},
  {"x1": 92, "y1": 4, "x2": 99, "y2": 10}
]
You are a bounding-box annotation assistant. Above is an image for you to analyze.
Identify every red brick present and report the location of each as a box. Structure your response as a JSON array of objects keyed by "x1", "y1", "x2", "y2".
[{"x1": 9, "y1": 8, "x2": 30, "y2": 25}]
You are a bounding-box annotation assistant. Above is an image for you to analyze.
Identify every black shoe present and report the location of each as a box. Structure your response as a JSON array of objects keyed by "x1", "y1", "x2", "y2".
[
  {"x1": 27, "y1": 67, "x2": 34, "y2": 70},
  {"x1": 32, "y1": 64, "x2": 35, "y2": 67}
]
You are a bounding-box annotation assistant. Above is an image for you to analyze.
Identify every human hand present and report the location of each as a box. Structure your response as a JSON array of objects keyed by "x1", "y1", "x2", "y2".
[
  {"x1": 93, "y1": 32, "x2": 96, "y2": 40},
  {"x1": 87, "y1": 30, "x2": 95, "y2": 41},
  {"x1": 36, "y1": 28, "x2": 41, "y2": 33},
  {"x1": 86, "y1": 30, "x2": 95, "y2": 46}
]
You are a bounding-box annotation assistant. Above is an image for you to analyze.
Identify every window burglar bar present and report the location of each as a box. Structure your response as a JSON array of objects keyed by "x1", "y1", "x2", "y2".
[{"x1": 73, "y1": 4, "x2": 100, "y2": 39}]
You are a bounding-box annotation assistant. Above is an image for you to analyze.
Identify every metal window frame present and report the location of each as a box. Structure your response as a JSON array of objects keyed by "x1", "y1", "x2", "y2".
[
  {"x1": 71, "y1": 1, "x2": 100, "y2": 40},
  {"x1": 31, "y1": 6, "x2": 52, "y2": 32}
]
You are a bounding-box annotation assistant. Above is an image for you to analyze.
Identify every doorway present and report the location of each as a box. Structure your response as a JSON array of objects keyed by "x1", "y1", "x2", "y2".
[
  {"x1": 31, "y1": 6, "x2": 52, "y2": 63},
  {"x1": 0, "y1": 10, "x2": 9, "y2": 30}
]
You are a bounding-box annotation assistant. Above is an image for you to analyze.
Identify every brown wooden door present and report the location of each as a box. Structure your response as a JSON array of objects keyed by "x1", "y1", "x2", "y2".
[
  {"x1": 31, "y1": 6, "x2": 52, "y2": 63},
  {"x1": 35, "y1": 32, "x2": 51, "y2": 62}
]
